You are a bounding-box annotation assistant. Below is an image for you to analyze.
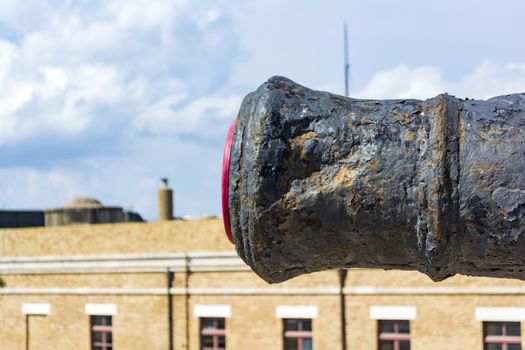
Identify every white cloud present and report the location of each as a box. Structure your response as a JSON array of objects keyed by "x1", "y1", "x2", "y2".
[
  {"x1": 0, "y1": 40, "x2": 16, "y2": 78},
  {"x1": 0, "y1": 1, "x2": 244, "y2": 218},
  {"x1": 0, "y1": 136, "x2": 225, "y2": 219},
  {"x1": 0, "y1": 61, "x2": 126, "y2": 143},
  {"x1": 354, "y1": 60, "x2": 525, "y2": 100},
  {"x1": 1, "y1": 1, "x2": 523, "y2": 219},
  {"x1": 195, "y1": 9, "x2": 222, "y2": 31},
  {"x1": 0, "y1": 167, "x2": 80, "y2": 209},
  {"x1": 355, "y1": 65, "x2": 444, "y2": 99},
  {"x1": 0, "y1": 0, "x2": 243, "y2": 147},
  {"x1": 134, "y1": 94, "x2": 241, "y2": 135},
  {"x1": 455, "y1": 61, "x2": 525, "y2": 99}
]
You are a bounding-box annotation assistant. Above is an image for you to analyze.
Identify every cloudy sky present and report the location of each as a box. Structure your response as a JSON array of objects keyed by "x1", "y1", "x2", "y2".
[{"x1": 1, "y1": 0, "x2": 524, "y2": 220}]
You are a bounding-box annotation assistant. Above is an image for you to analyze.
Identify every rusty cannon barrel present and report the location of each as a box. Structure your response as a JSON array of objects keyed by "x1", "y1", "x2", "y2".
[{"x1": 222, "y1": 76, "x2": 525, "y2": 284}]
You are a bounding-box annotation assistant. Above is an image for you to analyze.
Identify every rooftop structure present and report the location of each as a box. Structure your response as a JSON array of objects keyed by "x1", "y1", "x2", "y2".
[
  {"x1": 0, "y1": 196, "x2": 145, "y2": 228},
  {"x1": 44, "y1": 197, "x2": 127, "y2": 227},
  {"x1": 63, "y1": 197, "x2": 104, "y2": 209}
]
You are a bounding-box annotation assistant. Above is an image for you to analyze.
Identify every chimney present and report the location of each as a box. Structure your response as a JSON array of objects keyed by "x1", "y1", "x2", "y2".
[{"x1": 158, "y1": 178, "x2": 174, "y2": 221}]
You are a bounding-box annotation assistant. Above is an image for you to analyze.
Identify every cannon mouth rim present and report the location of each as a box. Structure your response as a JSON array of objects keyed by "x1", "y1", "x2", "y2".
[{"x1": 221, "y1": 119, "x2": 236, "y2": 243}]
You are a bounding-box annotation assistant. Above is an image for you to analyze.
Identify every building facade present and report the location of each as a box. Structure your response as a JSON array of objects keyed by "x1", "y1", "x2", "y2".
[{"x1": 1, "y1": 219, "x2": 525, "y2": 349}]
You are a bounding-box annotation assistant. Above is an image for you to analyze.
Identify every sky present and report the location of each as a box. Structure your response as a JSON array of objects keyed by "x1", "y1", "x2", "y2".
[{"x1": 0, "y1": 0, "x2": 524, "y2": 220}]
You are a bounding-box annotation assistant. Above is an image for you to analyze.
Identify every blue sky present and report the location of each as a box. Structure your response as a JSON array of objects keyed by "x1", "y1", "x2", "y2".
[{"x1": 0, "y1": 0, "x2": 524, "y2": 220}]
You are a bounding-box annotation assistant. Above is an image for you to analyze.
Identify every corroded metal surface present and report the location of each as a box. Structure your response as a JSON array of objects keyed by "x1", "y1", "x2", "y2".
[{"x1": 227, "y1": 76, "x2": 525, "y2": 284}]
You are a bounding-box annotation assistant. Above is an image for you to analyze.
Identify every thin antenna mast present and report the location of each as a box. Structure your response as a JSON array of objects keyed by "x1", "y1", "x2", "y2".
[
  {"x1": 343, "y1": 22, "x2": 350, "y2": 97},
  {"x1": 341, "y1": 24, "x2": 350, "y2": 350}
]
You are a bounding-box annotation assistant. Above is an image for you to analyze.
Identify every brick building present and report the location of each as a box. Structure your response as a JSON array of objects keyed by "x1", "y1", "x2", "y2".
[{"x1": 1, "y1": 218, "x2": 525, "y2": 349}]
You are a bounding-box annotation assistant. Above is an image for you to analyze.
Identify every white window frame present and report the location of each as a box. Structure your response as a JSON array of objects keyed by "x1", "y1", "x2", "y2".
[
  {"x1": 370, "y1": 306, "x2": 417, "y2": 320},
  {"x1": 85, "y1": 303, "x2": 117, "y2": 316},
  {"x1": 21, "y1": 303, "x2": 51, "y2": 315},
  {"x1": 476, "y1": 307, "x2": 525, "y2": 322},
  {"x1": 276, "y1": 305, "x2": 318, "y2": 319},
  {"x1": 194, "y1": 304, "x2": 231, "y2": 318}
]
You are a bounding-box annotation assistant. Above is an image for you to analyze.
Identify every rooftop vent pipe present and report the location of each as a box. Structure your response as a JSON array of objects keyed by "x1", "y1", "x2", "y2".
[{"x1": 158, "y1": 178, "x2": 174, "y2": 221}]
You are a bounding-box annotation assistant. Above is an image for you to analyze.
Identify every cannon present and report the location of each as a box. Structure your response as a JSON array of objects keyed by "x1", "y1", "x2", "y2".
[{"x1": 221, "y1": 76, "x2": 525, "y2": 284}]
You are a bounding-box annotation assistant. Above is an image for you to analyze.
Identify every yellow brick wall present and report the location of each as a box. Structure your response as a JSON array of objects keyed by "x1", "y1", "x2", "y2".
[
  {"x1": 0, "y1": 293, "x2": 343, "y2": 350},
  {"x1": 3, "y1": 273, "x2": 525, "y2": 349},
  {"x1": 188, "y1": 270, "x2": 338, "y2": 289},
  {"x1": 187, "y1": 295, "x2": 340, "y2": 350},
  {"x1": 346, "y1": 268, "x2": 525, "y2": 288},
  {"x1": 0, "y1": 295, "x2": 168, "y2": 350},
  {"x1": 8, "y1": 291, "x2": 525, "y2": 350},
  {"x1": 345, "y1": 294, "x2": 525, "y2": 349},
  {"x1": 0, "y1": 218, "x2": 231, "y2": 257},
  {"x1": 1, "y1": 273, "x2": 165, "y2": 288},
  {"x1": 2, "y1": 219, "x2": 525, "y2": 350}
]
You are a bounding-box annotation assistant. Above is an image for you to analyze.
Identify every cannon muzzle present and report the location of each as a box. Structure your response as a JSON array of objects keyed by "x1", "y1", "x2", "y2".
[{"x1": 222, "y1": 76, "x2": 525, "y2": 283}]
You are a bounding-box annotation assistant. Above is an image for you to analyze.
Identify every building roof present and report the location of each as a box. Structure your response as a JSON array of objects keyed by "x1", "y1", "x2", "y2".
[{"x1": 63, "y1": 197, "x2": 103, "y2": 209}]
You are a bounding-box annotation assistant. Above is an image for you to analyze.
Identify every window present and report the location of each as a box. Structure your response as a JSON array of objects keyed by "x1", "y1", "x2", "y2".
[
  {"x1": 378, "y1": 320, "x2": 410, "y2": 350},
  {"x1": 484, "y1": 322, "x2": 522, "y2": 350},
  {"x1": 90, "y1": 315, "x2": 113, "y2": 350},
  {"x1": 200, "y1": 318, "x2": 225, "y2": 350},
  {"x1": 283, "y1": 319, "x2": 313, "y2": 350}
]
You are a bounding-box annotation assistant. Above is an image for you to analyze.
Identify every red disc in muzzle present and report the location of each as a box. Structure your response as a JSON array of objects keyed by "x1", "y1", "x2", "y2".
[{"x1": 221, "y1": 120, "x2": 236, "y2": 243}]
